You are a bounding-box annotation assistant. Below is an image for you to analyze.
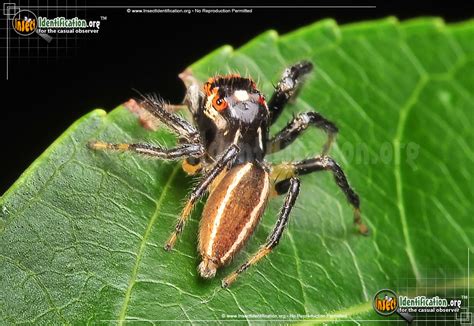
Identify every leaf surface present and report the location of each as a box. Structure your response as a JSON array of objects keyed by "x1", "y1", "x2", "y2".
[{"x1": 1, "y1": 18, "x2": 473, "y2": 324}]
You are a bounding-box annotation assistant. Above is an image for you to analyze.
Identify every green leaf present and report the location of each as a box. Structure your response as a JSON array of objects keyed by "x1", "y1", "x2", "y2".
[{"x1": 1, "y1": 18, "x2": 473, "y2": 324}]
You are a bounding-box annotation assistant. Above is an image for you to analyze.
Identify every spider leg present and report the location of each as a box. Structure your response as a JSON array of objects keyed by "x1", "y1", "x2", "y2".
[
  {"x1": 138, "y1": 94, "x2": 201, "y2": 143},
  {"x1": 268, "y1": 60, "x2": 313, "y2": 124},
  {"x1": 164, "y1": 144, "x2": 240, "y2": 251},
  {"x1": 125, "y1": 98, "x2": 187, "y2": 131},
  {"x1": 270, "y1": 156, "x2": 368, "y2": 235},
  {"x1": 88, "y1": 141, "x2": 204, "y2": 159},
  {"x1": 267, "y1": 111, "x2": 338, "y2": 156},
  {"x1": 222, "y1": 177, "x2": 300, "y2": 288}
]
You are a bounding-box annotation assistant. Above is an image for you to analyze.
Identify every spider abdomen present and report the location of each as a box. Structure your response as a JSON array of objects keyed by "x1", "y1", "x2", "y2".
[{"x1": 198, "y1": 162, "x2": 270, "y2": 278}]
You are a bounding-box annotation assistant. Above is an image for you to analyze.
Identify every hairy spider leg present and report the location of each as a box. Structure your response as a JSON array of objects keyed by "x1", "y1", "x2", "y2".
[
  {"x1": 126, "y1": 97, "x2": 188, "y2": 131},
  {"x1": 88, "y1": 142, "x2": 204, "y2": 159},
  {"x1": 267, "y1": 111, "x2": 338, "y2": 156},
  {"x1": 222, "y1": 177, "x2": 300, "y2": 288},
  {"x1": 270, "y1": 156, "x2": 368, "y2": 235},
  {"x1": 164, "y1": 144, "x2": 240, "y2": 251},
  {"x1": 138, "y1": 94, "x2": 201, "y2": 143},
  {"x1": 268, "y1": 60, "x2": 314, "y2": 124}
]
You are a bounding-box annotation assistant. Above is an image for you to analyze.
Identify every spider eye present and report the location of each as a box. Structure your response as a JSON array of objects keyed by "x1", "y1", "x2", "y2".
[{"x1": 212, "y1": 96, "x2": 228, "y2": 112}]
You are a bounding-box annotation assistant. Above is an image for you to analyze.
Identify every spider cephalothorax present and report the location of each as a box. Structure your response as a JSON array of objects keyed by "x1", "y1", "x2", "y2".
[
  {"x1": 204, "y1": 76, "x2": 266, "y2": 123},
  {"x1": 89, "y1": 60, "x2": 368, "y2": 288},
  {"x1": 198, "y1": 75, "x2": 269, "y2": 163}
]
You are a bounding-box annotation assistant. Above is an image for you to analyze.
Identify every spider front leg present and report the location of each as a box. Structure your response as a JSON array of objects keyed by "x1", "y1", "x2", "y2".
[
  {"x1": 88, "y1": 142, "x2": 204, "y2": 159},
  {"x1": 128, "y1": 74, "x2": 204, "y2": 133},
  {"x1": 89, "y1": 92, "x2": 204, "y2": 159},
  {"x1": 164, "y1": 144, "x2": 240, "y2": 251},
  {"x1": 222, "y1": 177, "x2": 300, "y2": 288},
  {"x1": 267, "y1": 111, "x2": 338, "y2": 156},
  {"x1": 135, "y1": 94, "x2": 202, "y2": 144},
  {"x1": 125, "y1": 98, "x2": 187, "y2": 131},
  {"x1": 268, "y1": 60, "x2": 314, "y2": 124},
  {"x1": 271, "y1": 156, "x2": 368, "y2": 235},
  {"x1": 92, "y1": 92, "x2": 203, "y2": 156}
]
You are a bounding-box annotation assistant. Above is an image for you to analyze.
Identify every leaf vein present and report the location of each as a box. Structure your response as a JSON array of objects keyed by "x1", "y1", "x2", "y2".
[{"x1": 117, "y1": 165, "x2": 181, "y2": 324}]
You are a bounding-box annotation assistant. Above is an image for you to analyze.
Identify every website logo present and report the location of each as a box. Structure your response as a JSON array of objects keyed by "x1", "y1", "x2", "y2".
[
  {"x1": 373, "y1": 289, "x2": 414, "y2": 323},
  {"x1": 8, "y1": 6, "x2": 102, "y2": 42},
  {"x1": 12, "y1": 9, "x2": 37, "y2": 36},
  {"x1": 373, "y1": 289, "x2": 398, "y2": 316}
]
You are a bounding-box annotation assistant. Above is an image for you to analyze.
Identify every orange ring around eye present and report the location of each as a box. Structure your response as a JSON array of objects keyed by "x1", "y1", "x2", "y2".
[{"x1": 212, "y1": 96, "x2": 228, "y2": 111}]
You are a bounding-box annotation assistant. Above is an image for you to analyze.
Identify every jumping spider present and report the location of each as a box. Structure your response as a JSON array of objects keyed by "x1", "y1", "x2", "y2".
[{"x1": 89, "y1": 61, "x2": 368, "y2": 288}]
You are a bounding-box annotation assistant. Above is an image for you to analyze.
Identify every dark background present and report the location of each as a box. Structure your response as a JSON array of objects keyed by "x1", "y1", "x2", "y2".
[{"x1": 0, "y1": 2, "x2": 471, "y2": 194}]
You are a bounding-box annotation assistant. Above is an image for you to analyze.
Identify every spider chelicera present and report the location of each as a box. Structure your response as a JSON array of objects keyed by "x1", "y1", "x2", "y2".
[{"x1": 89, "y1": 61, "x2": 368, "y2": 288}]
